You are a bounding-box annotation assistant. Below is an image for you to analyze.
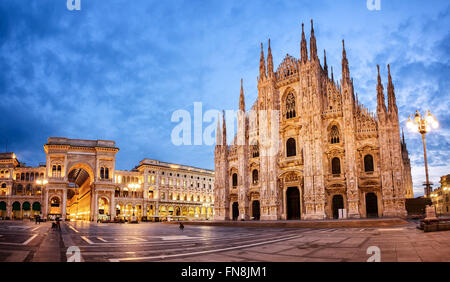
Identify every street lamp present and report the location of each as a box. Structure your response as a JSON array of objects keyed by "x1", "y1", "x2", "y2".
[
  {"x1": 35, "y1": 179, "x2": 48, "y2": 219},
  {"x1": 407, "y1": 110, "x2": 439, "y2": 198}
]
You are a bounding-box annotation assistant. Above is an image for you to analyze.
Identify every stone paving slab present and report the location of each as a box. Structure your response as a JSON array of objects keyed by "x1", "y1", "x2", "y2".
[
  {"x1": 166, "y1": 218, "x2": 409, "y2": 229},
  {"x1": 1, "y1": 221, "x2": 450, "y2": 262}
]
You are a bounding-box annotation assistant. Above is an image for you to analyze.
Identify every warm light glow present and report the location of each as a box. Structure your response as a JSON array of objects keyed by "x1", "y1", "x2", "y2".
[
  {"x1": 36, "y1": 179, "x2": 48, "y2": 185},
  {"x1": 432, "y1": 120, "x2": 439, "y2": 129},
  {"x1": 406, "y1": 118, "x2": 414, "y2": 130}
]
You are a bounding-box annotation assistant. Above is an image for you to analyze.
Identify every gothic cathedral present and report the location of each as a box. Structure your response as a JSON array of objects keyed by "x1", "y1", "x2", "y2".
[{"x1": 214, "y1": 21, "x2": 414, "y2": 221}]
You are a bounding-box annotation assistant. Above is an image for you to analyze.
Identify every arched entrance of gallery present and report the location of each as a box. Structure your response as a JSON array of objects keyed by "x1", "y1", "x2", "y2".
[
  {"x1": 65, "y1": 164, "x2": 94, "y2": 221},
  {"x1": 286, "y1": 187, "x2": 301, "y2": 220},
  {"x1": 48, "y1": 196, "x2": 61, "y2": 220},
  {"x1": 98, "y1": 197, "x2": 110, "y2": 221}
]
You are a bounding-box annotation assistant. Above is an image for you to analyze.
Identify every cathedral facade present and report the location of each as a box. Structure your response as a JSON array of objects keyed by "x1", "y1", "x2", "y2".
[{"x1": 214, "y1": 21, "x2": 414, "y2": 221}]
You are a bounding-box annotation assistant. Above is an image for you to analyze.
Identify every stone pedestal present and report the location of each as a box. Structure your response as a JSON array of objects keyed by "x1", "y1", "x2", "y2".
[{"x1": 425, "y1": 205, "x2": 438, "y2": 221}]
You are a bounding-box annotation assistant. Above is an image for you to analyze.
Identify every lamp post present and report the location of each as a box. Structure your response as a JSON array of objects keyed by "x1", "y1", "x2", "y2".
[
  {"x1": 35, "y1": 179, "x2": 48, "y2": 220},
  {"x1": 407, "y1": 110, "x2": 439, "y2": 198}
]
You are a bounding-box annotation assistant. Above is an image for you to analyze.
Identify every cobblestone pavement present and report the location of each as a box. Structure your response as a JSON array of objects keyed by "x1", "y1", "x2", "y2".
[{"x1": 0, "y1": 220, "x2": 449, "y2": 262}]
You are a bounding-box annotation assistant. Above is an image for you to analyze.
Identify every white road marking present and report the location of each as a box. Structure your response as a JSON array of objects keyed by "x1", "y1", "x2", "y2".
[
  {"x1": 67, "y1": 224, "x2": 80, "y2": 233},
  {"x1": 97, "y1": 237, "x2": 107, "y2": 242},
  {"x1": 160, "y1": 235, "x2": 201, "y2": 241},
  {"x1": 81, "y1": 236, "x2": 94, "y2": 245},
  {"x1": 22, "y1": 234, "x2": 38, "y2": 245},
  {"x1": 133, "y1": 237, "x2": 147, "y2": 242},
  {"x1": 108, "y1": 234, "x2": 304, "y2": 262},
  {"x1": 31, "y1": 226, "x2": 41, "y2": 232},
  {"x1": 377, "y1": 228, "x2": 405, "y2": 231}
]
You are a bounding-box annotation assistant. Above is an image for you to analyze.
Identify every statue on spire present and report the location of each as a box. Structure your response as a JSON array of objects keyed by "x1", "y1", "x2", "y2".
[
  {"x1": 222, "y1": 110, "x2": 227, "y2": 146},
  {"x1": 301, "y1": 23, "x2": 308, "y2": 64},
  {"x1": 310, "y1": 19, "x2": 318, "y2": 61},
  {"x1": 387, "y1": 64, "x2": 398, "y2": 114},
  {"x1": 267, "y1": 39, "x2": 274, "y2": 77},
  {"x1": 239, "y1": 79, "x2": 245, "y2": 112},
  {"x1": 376, "y1": 65, "x2": 387, "y2": 114},
  {"x1": 342, "y1": 39, "x2": 350, "y2": 83},
  {"x1": 259, "y1": 43, "x2": 266, "y2": 80}
]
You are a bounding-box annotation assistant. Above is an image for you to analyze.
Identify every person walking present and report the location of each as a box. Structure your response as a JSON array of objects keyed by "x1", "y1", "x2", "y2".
[{"x1": 179, "y1": 222, "x2": 184, "y2": 231}]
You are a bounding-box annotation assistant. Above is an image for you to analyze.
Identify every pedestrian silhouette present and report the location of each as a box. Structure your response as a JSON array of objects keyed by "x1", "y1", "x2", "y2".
[{"x1": 179, "y1": 222, "x2": 184, "y2": 231}]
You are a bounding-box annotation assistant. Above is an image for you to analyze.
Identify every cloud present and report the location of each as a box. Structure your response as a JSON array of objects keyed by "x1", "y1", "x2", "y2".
[{"x1": 0, "y1": 0, "x2": 449, "y2": 196}]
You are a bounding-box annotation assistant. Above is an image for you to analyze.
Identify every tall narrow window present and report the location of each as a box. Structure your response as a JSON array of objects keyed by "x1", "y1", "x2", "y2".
[
  {"x1": 232, "y1": 173, "x2": 238, "y2": 187},
  {"x1": 332, "y1": 157, "x2": 341, "y2": 175},
  {"x1": 252, "y1": 169, "x2": 259, "y2": 184},
  {"x1": 105, "y1": 168, "x2": 109, "y2": 179},
  {"x1": 364, "y1": 155, "x2": 374, "y2": 172},
  {"x1": 286, "y1": 138, "x2": 297, "y2": 157},
  {"x1": 330, "y1": 125, "x2": 340, "y2": 144},
  {"x1": 100, "y1": 167, "x2": 105, "y2": 180},
  {"x1": 52, "y1": 166, "x2": 56, "y2": 177},
  {"x1": 57, "y1": 165, "x2": 62, "y2": 177},
  {"x1": 285, "y1": 93, "x2": 296, "y2": 119}
]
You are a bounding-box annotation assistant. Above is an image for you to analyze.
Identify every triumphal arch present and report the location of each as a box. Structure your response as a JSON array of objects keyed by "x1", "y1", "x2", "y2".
[{"x1": 43, "y1": 137, "x2": 118, "y2": 221}]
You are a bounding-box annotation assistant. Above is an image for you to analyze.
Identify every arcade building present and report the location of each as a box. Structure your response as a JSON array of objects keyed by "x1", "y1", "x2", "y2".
[{"x1": 0, "y1": 137, "x2": 215, "y2": 221}]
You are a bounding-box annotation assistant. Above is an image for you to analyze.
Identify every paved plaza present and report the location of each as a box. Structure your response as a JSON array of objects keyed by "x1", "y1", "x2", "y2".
[{"x1": 0, "y1": 220, "x2": 449, "y2": 262}]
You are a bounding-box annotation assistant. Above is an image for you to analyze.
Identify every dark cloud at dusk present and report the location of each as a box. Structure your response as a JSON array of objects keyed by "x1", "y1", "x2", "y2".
[{"x1": 0, "y1": 0, "x2": 449, "y2": 197}]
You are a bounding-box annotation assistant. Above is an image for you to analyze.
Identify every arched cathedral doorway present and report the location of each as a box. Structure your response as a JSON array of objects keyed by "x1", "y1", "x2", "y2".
[
  {"x1": 332, "y1": 195, "x2": 344, "y2": 219},
  {"x1": 366, "y1": 193, "x2": 378, "y2": 218},
  {"x1": 252, "y1": 200, "x2": 260, "y2": 220},
  {"x1": 286, "y1": 187, "x2": 300, "y2": 220},
  {"x1": 232, "y1": 202, "x2": 239, "y2": 221}
]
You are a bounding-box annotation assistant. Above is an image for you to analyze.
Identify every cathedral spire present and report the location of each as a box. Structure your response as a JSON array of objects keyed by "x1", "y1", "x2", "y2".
[
  {"x1": 309, "y1": 19, "x2": 318, "y2": 61},
  {"x1": 331, "y1": 66, "x2": 334, "y2": 83},
  {"x1": 402, "y1": 128, "x2": 405, "y2": 144},
  {"x1": 259, "y1": 43, "x2": 266, "y2": 80},
  {"x1": 222, "y1": 110, "x2": 227, "y2": 146},
  {"x1": 267, "y1": 39, "x2": 274, "y2": 77},
  {"x1": 342, "y1": 40, "x2": 350, "y2": 83},
  {"x1": 323, "y1": 49, "x2": 328, "y2": 76},
  {"x1": 387, "y1": 64, "x2": 398, "y2": 114},
  {"x1": 376, "y1": 65, "x2": 387, "y2": 114},
  {"x1": 301, "y1": 23, "x2": 308, "y2": 64},
  {"x1": 239, "y1": 79, "x2": 245, "y2": 112},
  {"x1": 216, "y1": 113, "x2": 222, "y2": 146}
]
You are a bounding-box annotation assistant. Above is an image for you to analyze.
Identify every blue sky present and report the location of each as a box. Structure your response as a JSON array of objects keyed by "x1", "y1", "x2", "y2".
[{"x1": 0, "y1": 0, "x2": 449, "y2": 197}]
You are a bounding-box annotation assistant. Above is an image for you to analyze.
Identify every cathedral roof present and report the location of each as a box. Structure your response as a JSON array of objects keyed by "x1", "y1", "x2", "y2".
[{"x1": 275, "y1": 54, "x2": 300, "y2": 81}]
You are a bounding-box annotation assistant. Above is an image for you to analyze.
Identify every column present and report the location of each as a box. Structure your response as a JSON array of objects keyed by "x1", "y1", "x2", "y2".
[
  {"x1": 110, "y1": 192, "x2": 116, "y2": 219},
  {"x1": 62, "y1": 188, "x2": 67, "y2": 220},
  {"x1": 282, "y1": 186, "x2": 287, "y2": 220},
  {"x1": 43, "y1": 188, "x2": 49, "y2": 219},
  {"x1": 90, "y1": 187, "x2": 95, "y2": 221},
  {"x1": 6, "y1": 200, "x2": 11, "y2": 218},
  {"x1": 93, "y1": 192, "x2": 98, "y2": 222}
]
